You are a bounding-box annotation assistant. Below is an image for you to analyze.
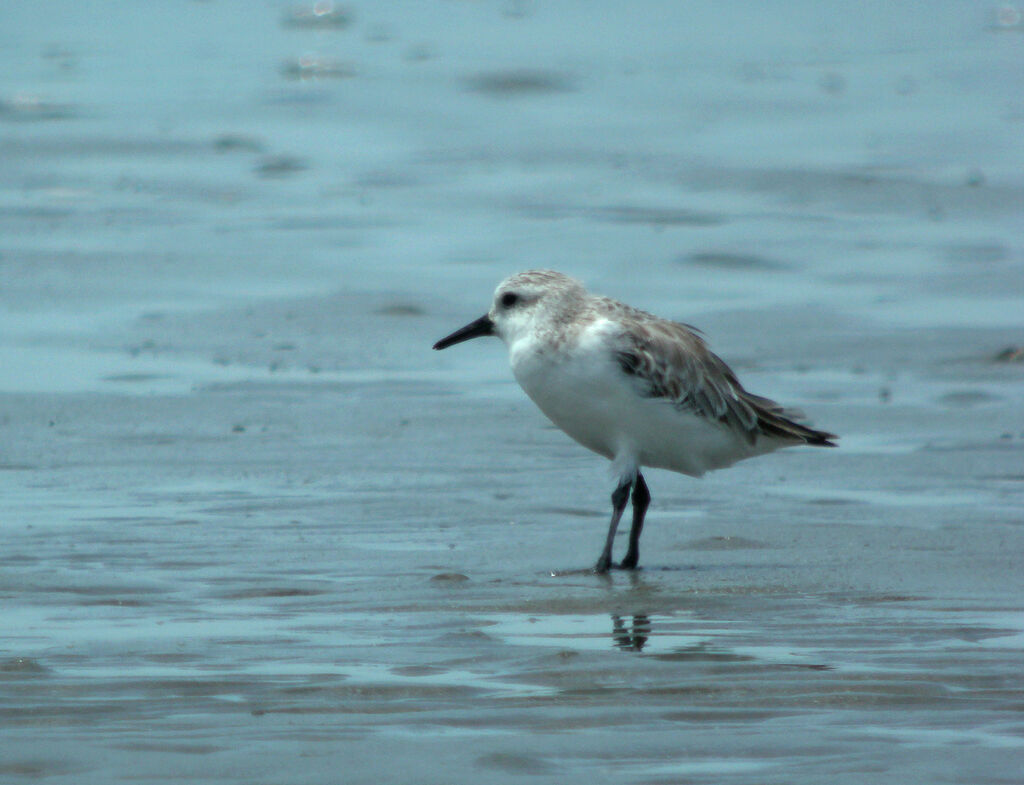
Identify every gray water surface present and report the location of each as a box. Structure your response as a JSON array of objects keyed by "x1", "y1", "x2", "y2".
[{"x1": 2, "y1": 2, "x2": 1023, "y2": 783}]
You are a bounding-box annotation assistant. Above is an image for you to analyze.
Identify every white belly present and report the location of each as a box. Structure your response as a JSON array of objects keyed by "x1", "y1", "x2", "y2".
[{"x1": 510, "y1": 343, "x2": 770, "y2": 478}]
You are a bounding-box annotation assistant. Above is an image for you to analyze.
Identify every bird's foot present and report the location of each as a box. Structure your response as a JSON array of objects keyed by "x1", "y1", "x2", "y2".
[
  {"x1": 594, "y1": 558, "x2": 641, "y2": 573},
  {"x1": 615, "y1": 561, "x2": 640, "y2": 570},
  {"x1": 617, "y1": 550, "x2": 639, "y2": 570}
]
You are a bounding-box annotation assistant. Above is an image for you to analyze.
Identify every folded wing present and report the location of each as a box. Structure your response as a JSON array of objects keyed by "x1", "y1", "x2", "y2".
[{"x1": 614, "y1": 318, "x2": 837, "y2": 447}]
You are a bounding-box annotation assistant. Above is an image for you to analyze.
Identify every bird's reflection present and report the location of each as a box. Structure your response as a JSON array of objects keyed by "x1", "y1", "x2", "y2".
[{"x1": 611, "y1": 614, "x2": 651, "y2": 651}]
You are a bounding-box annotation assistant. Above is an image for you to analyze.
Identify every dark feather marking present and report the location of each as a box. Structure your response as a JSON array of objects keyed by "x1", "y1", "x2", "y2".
[{"x1": 615, "y1": 321, "x2": 837, "y2": 447}]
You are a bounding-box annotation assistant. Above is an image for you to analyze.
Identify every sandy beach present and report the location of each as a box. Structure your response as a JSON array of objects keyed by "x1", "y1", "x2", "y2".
[{"x1": 2, "y1": 2, "x2": 1022, "y2": 782}]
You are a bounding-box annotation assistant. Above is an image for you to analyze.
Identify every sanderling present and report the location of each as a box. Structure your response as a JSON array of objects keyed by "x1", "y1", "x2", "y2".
[{"x1": 433, "y1": 270, "x2": 837, "y2": 573}]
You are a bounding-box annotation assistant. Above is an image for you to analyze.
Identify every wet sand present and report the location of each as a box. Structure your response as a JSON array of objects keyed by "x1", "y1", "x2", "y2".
[{"x1": 2, "y1": 2, "x2": 1023, "y2": 783}]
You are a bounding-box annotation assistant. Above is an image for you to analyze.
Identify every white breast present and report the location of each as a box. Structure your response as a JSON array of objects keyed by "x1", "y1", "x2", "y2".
[{"x1": 507, "y1": 323, "x2": 772, "y2": 478}]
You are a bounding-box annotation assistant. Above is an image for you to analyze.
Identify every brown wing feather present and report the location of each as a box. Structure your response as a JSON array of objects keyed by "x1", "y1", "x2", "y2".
[{"x1": 614, "y1": 318, "x2": 837, "y2": 447}]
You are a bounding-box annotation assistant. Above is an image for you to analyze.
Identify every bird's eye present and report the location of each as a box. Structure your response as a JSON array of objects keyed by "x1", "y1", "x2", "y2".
[{"x1": 501, "y1": 292, "x2": 519, "y2": 308}]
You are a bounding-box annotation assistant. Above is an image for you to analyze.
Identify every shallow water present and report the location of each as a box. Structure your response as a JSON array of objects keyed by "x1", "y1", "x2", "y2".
[{"x1": 2, "y1": 2, "x2": 1023, "y2": 783}]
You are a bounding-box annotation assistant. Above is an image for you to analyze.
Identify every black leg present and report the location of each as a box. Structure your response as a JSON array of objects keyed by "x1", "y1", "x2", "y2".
[
  {"x1": 595, "y1": 477, "x2": 632, "y2": 573},
  {"x1": 619, "y1": 472, "x2": 650, "y2": 569}
]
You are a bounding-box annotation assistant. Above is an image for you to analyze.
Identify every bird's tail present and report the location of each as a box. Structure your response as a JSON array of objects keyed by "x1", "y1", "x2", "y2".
[{"x1": 744, "y1": 392, "x2": 838, "y2": 447}]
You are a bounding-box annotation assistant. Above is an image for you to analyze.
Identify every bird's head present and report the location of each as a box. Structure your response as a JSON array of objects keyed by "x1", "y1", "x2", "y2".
[{"x1": 433, "y1": 270, "x2": 585, "y2": 351}]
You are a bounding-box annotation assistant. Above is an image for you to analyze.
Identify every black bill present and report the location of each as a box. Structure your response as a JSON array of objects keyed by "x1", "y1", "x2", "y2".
[{"x1": 433, "y1": 314, "x2": 494, "y2": 350}]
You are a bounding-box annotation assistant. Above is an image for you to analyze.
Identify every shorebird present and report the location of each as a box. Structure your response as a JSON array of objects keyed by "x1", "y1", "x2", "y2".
[{"x1": 433, "y1": 270, "x2": 836, "y2": 573}]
